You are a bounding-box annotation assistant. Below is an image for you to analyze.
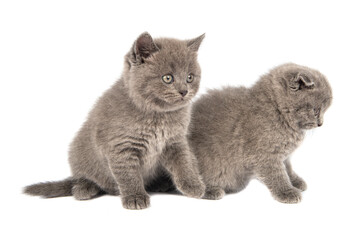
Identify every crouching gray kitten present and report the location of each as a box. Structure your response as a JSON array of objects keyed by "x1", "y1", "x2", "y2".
[
  {"x1": 188, "y1": 63, "x2": 332, "y2": 203},
  {"x1": 24, "y1": 32, "x2": 206, "y2": 209}
]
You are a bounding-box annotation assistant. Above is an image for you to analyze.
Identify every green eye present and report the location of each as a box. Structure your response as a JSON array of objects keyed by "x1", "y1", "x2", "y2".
[
  {"x1": 162, "y1": 74, "x2": 173, "y2": 84},
  {"x1": 187, "y1": 74, "x2": 194, "y2": 83}
]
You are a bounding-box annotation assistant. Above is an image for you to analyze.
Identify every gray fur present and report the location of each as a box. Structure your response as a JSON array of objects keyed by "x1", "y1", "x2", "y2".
[
  {"x1": 24, "y1": 32, "x2": 206, "y2": 209},
  {"x1": 189, "y1": 63, "x2": 332, "y2": 203},
  {"x1": 24, "y1": 178, "x2": 75, "y2": 198}
]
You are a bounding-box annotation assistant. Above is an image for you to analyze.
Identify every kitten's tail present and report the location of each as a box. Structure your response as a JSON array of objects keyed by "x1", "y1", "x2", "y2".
[{"x1": 23, "y1": 178, "x2": 74, "y2": 198}]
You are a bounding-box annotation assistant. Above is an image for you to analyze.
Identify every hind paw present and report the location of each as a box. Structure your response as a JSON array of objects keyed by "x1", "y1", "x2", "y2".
[
  {"x1": 291, "y1": 178, "x2": 307, "y2": 191},
  {"x1": 203, "y1": 187, "x2": 225, "y2": 200},
  {"x1": 72, "y1": 180, "x2": 101, "y2": 200}
]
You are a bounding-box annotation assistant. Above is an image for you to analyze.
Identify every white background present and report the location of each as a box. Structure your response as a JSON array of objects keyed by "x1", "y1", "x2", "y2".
[{"x1": 1, "y1": 0, "x2": 359, "y2": 239}]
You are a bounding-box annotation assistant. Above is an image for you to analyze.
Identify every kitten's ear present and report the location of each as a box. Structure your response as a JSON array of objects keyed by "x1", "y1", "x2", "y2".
[
  {"x1": 289, "y1": 72, "x2": 314, "y2": 91},
  {"x1": 133, "y1": 32, "x2": 159, "y2": 62},
  {"x1": 187, "y1": 33, "x2": 205, "y2": 52}
]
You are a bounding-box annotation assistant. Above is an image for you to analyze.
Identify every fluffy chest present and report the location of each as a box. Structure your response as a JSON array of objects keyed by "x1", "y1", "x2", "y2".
[
  {"x1": 269, "y1": 131, "x2": 305, "y2": 159},
  {"x1": 143, "y1": 127, "x2": 169, "y2": 160},
  {"x1": 137, "y1": 115, "x2": 188, "y2": 181},
  {"x1": 137, "y1": 112, "x2": 189, "y2": 162}
]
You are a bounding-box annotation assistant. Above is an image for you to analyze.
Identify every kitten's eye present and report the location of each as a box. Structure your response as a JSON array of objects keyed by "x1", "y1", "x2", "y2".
[
  {"x1": 187, "y1": 74, "x2": 194, "y2": 83},
  {"x1": 162, "y1": 74, "x2": 174, "y2": 84}
]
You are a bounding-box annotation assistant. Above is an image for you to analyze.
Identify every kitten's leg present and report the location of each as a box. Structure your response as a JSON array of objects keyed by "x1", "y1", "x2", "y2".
[
  {"x1": 160, "y1": 140, "x2": 205, "y2": 198},
  {"x1": 203, "y1": 186, "x2": 225, "y2": 200},
  {"x1": 284, "y1": 158, "x2": 307, "y2": 191},
  {"x1": 72, "y1": 178, "x2": 103, "y2": 200},
  {"x1": 256, "y1": 161, "x2": 302, "y2": 203},
  {"x1": 106, "y1": 148, "x2": 150, "y2": 210}
]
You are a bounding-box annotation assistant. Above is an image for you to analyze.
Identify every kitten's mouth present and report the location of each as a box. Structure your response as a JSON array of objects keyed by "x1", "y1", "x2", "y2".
[
  {"x1": 177, "y1": 97, "x2": 190, "y2": 103},
  {"x1": 162, "y1": 93, "x2": 192, "y2": 104},
  {"x1": 167, "y1": 96, "x2": 190, "y2": 103},
  {"x1": 156, "y1": 96, "x2": 191, "y2": 111}
]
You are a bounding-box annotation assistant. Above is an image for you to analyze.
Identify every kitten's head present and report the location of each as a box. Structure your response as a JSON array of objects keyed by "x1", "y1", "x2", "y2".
[
  {"x1": 271, "y1": 63, "x2": 332, "y2": 130},
  {"x1": 123, "y1": 32, "x2": 204, "y2": 112}
]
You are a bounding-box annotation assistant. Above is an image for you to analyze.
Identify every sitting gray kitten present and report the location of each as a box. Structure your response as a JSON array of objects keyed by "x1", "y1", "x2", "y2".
[
  {"x1": 24, "y1": 32, "x2": 206, "y2": 209},
  {"x1": 188, "y1": 63, "x2": 332, "y2": 203}
]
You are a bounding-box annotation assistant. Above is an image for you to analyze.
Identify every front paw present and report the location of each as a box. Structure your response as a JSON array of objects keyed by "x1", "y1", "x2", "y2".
[
  {"x1": 121, "y1": 193, "x2": 150, "y2": 210},
  {"x1": 177, "y1": 179, "x2": 206, "y2": 199},
  {"x1": 291, "y1": 177, "x2": 307, "y2": 191},
  {"x1": 272, "y1": 188, "x2": 302, "y2": 204},
  {"x1": 203, "y1": 187, "x2": 225, "y2": 200}
]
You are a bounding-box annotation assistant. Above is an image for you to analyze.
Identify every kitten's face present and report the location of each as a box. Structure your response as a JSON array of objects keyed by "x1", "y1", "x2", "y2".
[
  {"x1": 276, "y1": 64, "x2": 333, "y2": 130},
  {"x1": 293, "y1": 95, "x2": 332, "y2": 130},
  {"x1": 126, "y1": 33, "x2": 204, "y2": 112}
]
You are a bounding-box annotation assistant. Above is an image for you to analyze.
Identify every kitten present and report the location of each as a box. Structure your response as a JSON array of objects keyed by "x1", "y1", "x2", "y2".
[
  {"x1": 188, "y1": 63, "x2": 332, "y2": 203},
  {"x1": 24, "y1": 32, "x2": 206, "y2": 209}
]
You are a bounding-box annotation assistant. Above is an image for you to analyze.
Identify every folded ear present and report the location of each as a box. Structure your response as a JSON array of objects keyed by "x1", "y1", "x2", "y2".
[
  {"x1": 187, "y1": 33, "x2": 205, "y2": 52},
  {"x1": 133, "y1": 32, "x2": 159, "y2": 63},
  {"x1": 288, "y1": 72, "x2": 314, "y2": 91}
]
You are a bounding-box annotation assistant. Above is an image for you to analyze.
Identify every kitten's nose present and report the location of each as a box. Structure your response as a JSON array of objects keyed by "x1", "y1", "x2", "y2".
[
  {"x1": 318, "y1": 122, "x2": 323, "y2": 127},
  {"x1": 179, "y1": 90, "x2": 188, "y2": 97}
]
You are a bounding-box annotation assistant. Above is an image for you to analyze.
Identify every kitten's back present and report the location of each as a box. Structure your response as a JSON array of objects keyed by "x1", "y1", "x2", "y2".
[{"x1": 190, "y1": 87, "x2": 248, "y2": 134}]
